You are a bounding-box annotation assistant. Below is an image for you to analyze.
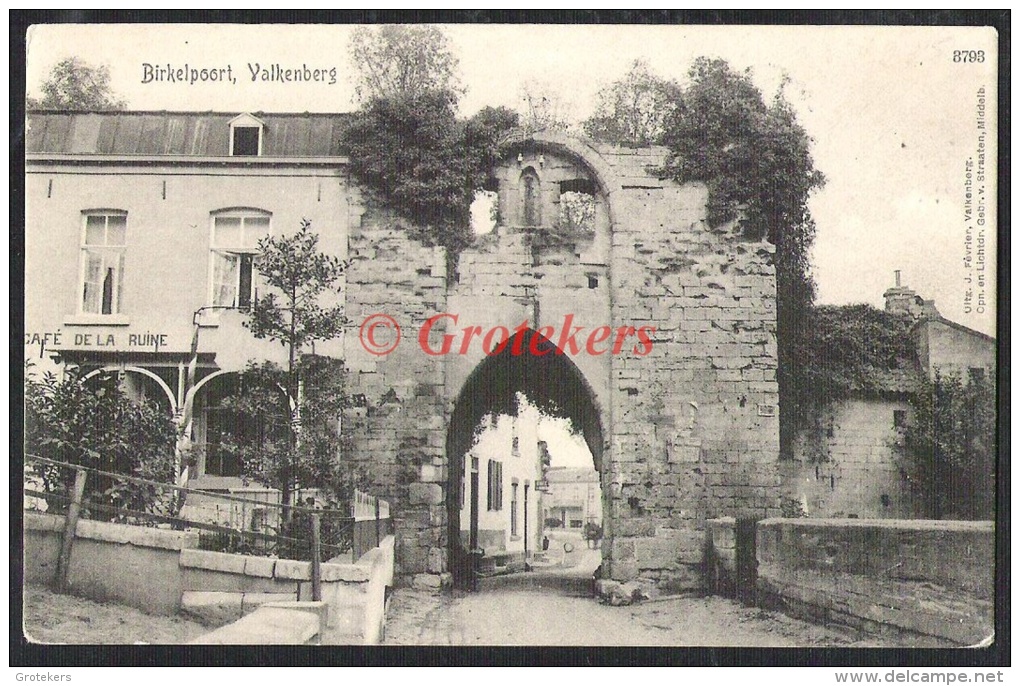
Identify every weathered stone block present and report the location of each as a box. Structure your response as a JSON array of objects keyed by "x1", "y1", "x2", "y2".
[
  {"x1": 179, "y1": 549, "x2": 248, "y2": 575},
  {"x1": 409, "y1": 482, "x2": 443, "y2": 505},
  {"x1": 634, "y1": 536, "x2": 679, "y2": 569},
  {"x1": 275, "y1": 559, "x2": 312, "y2": 581},
  {"x1": 243, "y1": 556, "x2": 276, "y2": 579},
  {"x1": 426, "y1": 547, "x2": 446, "y2": 574},
  {"x1": 419, "y1": 464, "x2": 446, "y2": 483}
]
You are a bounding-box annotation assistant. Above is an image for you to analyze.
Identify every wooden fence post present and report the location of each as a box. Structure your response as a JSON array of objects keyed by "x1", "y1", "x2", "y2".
[
  {"x1": 55, "y1": 468, "x2": 88, "y2": 593},
  {"x1": 375, "y1": 497, "x2": 381, "y2": 548},
  {"x1": 310, "y1": 513, "x2": 322, "y2": 602}
]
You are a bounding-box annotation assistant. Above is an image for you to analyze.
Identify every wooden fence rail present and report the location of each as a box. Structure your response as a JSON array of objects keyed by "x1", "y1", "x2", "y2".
[{"x1": 25, "y1": 454, "x2": 392, "y2": 596}]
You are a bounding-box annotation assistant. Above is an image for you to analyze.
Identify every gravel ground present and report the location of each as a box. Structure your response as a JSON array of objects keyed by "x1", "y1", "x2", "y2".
[
  {"x1": 382, "y1": 585, "x2": 880, "y2": 647},
  {"x1": 22, "y1": 586, "x2": 208, "y2": 645}
]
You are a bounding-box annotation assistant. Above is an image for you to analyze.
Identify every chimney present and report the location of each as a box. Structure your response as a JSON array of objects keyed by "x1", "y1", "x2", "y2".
[{"x1": 883, "y1": 271, "x2": 921, "y2": 317}]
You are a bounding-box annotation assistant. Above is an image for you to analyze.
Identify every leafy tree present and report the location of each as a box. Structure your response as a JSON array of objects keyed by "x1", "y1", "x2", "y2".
[
  {"x1": 348, "y1": 25, "x2": 462, "y2": 102},
  {"x1": 344, "y1": 93, "x2": 519, "y2": 255},
  {"x1": 462, "y1": 105, "x2": 521, "y2": 191},
  {"x1": 219, "y1": 357, "x2": 357, "y2": 506},
  {"x1": 226, "y1": 220, "x2": 350, "y2": 519},
  {"x1": 30, "y1": 57, "x2": 126, "y2": 110},
  {"x1": 345, "y1": 25, "x2": 521, "y2": 255},
  {"x1": 583, "y1": 59, "x2": 680, "y2": 146},
  {"x1": 905, "y1": 370, "x2": 996, "y2": 520},
  {"x1": 24, "y1": 366, "x2": 179, "y2": 518},
  {"x1": 659, "y1": 58, "x2": 825, "y2": 456}
]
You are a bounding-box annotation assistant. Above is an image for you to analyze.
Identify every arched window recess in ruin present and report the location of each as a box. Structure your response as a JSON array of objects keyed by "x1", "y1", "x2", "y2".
[{"x1": 496, "y1": 134, "x2": 617, "y2": 259}]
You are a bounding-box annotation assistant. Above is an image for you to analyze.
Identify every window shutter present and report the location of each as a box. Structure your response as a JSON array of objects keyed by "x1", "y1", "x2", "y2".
[
  {"x1": 212, "y1": 252, "x2": 239, "y2": 307},
  {"x1": 82, "y1": 251, "x2": 104, "y2": 313}
]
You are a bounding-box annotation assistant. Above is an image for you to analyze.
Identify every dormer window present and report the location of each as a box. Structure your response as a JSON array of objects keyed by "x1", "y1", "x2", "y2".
[{"x1": 229, "y1": 113, "x2": 265, "y2": 156}]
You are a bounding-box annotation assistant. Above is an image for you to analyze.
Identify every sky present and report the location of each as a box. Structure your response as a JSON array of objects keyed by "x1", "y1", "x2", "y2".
[{"x1": 23, "y1": 23, "x2": 999, "y2": 464}]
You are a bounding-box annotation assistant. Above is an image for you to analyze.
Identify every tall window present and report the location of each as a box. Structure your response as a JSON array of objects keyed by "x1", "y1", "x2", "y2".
[
  {"x1": 210, "y1": 210, "x2": 271, "y2": 308},
  {"x1": 487, "y1": 459, "x2": 503, "y2": 512},
  {"x1": 511, "y1": 481, "x2": 519, "y2": 537},
  {"x1": 80, "y1": 212, "x2": 127, "y2": 315}
]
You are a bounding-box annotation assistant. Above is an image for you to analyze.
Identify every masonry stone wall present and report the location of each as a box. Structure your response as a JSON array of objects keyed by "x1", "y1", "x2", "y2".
[
  {"x1": 603, "y1": 156, "x2": 780, "y2": 591},
  {"x1": 342, "y1": 193, "x2": 451, "y2": 587},
  {"x1": 340, "y1": 135, "x2": 781, "y2": 593},
  {"x1": 756, "y1": 518, "x2": 993, "y2": 645},
  {"x1": 783, "y1": 398, "x2": 925, "y2": 519}
]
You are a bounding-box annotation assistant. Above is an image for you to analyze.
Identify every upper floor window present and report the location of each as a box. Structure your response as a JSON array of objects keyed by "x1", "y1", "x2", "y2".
[
  {"x1": 229, "y1": 113, "x2": 265, "y2": 156},
  {"x1": 80, "y1": 211, "x2": 127, "y2": 315},
  {"x1": 210, "y1": 209, "x2": 271, "y2": 308}
]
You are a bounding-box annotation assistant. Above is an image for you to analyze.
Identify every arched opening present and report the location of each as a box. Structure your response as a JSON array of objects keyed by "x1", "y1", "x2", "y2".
[
  {"x1": 188, "y1": 371, "x2": 290, "y2": 483},
  {"x1": 83, "y1": 366, "x2": 176, "y2": 415},
  {"x1": 446, "y1": 328, "x2": 606, "y2": 591}
]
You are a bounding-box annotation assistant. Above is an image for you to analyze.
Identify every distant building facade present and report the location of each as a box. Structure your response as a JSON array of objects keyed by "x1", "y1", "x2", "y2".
[
  {"x1": 782, "y1": 273, "x2": 996, "y2": 519},
  {"x1": 543, "y1": 467, "x2": 602, "y2": 529}
]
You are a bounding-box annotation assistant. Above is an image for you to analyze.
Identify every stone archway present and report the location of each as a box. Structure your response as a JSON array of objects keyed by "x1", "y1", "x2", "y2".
[
  {"x1": 343, "y1": 131, "x2": 781, "y2": 595},
  {"x1": 445, "y1": 327, "x2": 607, "y2": 589}
]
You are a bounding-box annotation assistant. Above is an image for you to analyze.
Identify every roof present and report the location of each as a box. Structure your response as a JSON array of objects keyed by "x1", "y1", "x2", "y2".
[
  {"x1": 26, "y1": 111, "x2": 352, "y2": 157},
  {"x1": 920, "y1": 315, "x2": 997, "y2": 344}
]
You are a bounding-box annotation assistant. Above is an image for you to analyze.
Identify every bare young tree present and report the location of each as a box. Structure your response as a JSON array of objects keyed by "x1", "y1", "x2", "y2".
[
  {"x1": 517, "y1": 79, "x2": 577, "y2": 133},
  {"x1": 583, "y1": 59, "x2": 679, "y2": 146},
  {"x1": 348, "y1": 25, "x2": 463, "y2": 102}
]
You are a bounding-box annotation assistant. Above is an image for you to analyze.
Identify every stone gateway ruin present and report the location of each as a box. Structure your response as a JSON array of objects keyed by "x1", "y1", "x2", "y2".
[
  {"x1": 341, "y1": 132, "x2": 781, "y2": 593},
  {"x1": 25, "y1": 112, "x2": 780, "y2": 595}
]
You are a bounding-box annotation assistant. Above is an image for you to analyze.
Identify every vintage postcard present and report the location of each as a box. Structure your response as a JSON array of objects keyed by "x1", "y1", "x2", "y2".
[{"x1": 20, "y1": 20, "x2": 1002, "y2": 660}]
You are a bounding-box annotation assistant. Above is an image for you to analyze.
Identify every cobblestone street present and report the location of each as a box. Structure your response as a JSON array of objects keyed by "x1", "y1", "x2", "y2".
[
  {"x1": 382, "y1": 586, "x2": 873, "y2": 647},
  {"x1": 383, "y1": 548, "x2": 872, "y2": 647}
]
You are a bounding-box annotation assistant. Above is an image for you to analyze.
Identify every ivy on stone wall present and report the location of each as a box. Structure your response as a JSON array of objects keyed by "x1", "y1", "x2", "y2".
[
  {"x1": 342, "y1": 91, "x2": 519, "y2": 257},
  {"x1": 793, "y1": 304, "x2": 917, "y2": 403}
]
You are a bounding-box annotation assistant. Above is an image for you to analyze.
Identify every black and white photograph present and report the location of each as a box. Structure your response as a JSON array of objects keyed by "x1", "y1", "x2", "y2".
[{"x1": 16, "y1": 17, "x2": 1004, "y2": 663}]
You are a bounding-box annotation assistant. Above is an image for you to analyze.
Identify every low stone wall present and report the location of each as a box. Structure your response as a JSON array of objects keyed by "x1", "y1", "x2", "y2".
[
  {"x1": 182, "y1": 535, "x2": 396, "y2": 644},
  {"x1": 755, "y1": 518, "x2": 994, "y2": 645},
  {"x1": 24, "y1": 512, "x2": 198, "y2": 614},
  {"x1": 24, "y1": 512, "x2": 396, "y2": 644}
]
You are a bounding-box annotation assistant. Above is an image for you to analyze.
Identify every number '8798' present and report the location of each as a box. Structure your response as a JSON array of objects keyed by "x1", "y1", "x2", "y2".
[{"x1": 953, "y1": 50, "x2": 986, "y2": 63}]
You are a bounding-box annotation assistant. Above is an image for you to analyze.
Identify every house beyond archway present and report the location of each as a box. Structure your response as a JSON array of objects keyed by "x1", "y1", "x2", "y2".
[{"x1": 445, "y1": 328, "x2": 605, "y2": 589}]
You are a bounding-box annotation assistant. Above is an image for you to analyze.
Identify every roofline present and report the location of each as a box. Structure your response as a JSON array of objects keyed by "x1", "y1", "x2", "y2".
[
  {"x1": 915, "y1": 315, "x2": 996, "y2": 343},
  {"x1": 26, "y1": 109, "x2": 354, "y2": 117},
  {"x1": 26, "y1": 153, "x2": 350, "y2": 167}
]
